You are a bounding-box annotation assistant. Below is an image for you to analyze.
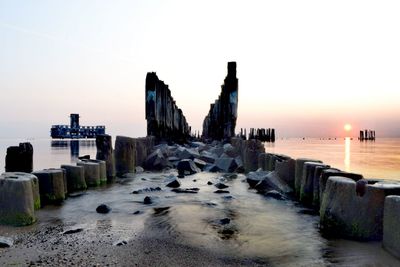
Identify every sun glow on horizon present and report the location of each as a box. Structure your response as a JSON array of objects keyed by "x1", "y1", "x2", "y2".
[{"x1": 344, "y1": 123, "x2": 352, "y2": 132}]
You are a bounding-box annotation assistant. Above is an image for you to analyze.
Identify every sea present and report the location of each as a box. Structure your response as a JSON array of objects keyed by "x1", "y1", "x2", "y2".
[
  {"x1": 1, "y1": 137, "x2": 399, "y2": 180},
  {"x1": 0, "y1": 137, "x2": 400, "y2": 266}
]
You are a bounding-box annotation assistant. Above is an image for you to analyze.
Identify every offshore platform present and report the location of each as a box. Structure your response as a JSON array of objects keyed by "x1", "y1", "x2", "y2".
[{"x1": 50, "y1": 114, "x2": 105, "y2": 139}]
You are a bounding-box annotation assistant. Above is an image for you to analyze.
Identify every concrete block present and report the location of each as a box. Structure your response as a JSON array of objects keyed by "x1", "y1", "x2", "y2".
[
  {"x1": 0, "y1": 172, "x2": 38, "y2": 226},
  {"x1": 300, "y1": 162, "x2": 329, "y2": 205},
  {"x1": 96, "y1": 134, "x2": 116, "y2": 182},
  {"x1": 5, "y1": 143, "x2": 33, "y2": 173},
  {"x1": 32, "y1": 169, "x2": 66, "y2": 204},
  {"x1": 275, "y1": 158, "x2": 295, "y2": 189},
  {"x1": 77, "y1": 161, "x2": 101, "y2": 187},
  {"x1": 82, "y1": 159, "x2": 107, "y2": 185},
  {"x1": 60, "y1": 165, "x2": 87, "y2": 192},
  {"x1": 115, "y1": 136, "x2": 136, "y2": 176},
  {"x1": 383, "y1": 195, "x2": 400, "y2": 258},
  {"x1": 295, "y1": 158, "x2": 322, "y2": 197}
]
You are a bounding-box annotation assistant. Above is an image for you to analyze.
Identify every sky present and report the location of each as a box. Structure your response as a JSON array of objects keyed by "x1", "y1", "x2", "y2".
[{"x1": 1, "y1": 0, "x2": 400, "y2": 138}]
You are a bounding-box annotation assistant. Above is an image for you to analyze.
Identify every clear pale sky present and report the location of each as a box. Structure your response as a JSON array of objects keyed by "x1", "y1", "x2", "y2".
[{"x1": 1, "y1": 0, "x2": 400, "y2": 138}]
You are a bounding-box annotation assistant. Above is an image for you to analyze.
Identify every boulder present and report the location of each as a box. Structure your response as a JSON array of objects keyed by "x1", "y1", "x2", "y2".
[
  {"x1": 60, "y1": 165, "x2": 87, "y2": 192},
  {"x1": 32, "y1": 169, "x2": 66, "y2": 204},
  {"x1": 135, "y1": 166, "x2": 144, "y2": 173},
  {"x1": 0, "y1": 237, "x2": 13, "y2": 248},
  {"x1": 95, "y1": 134, "x2": 116, "y2": 182},
  {"x1": 96, "y1": 204, "x2": 111, "y2": 214},
  {"x1": 193, "y1": 158, "x2": 207, "y2": 170},
  {"x1": 176, "y1": 147, "x2": 200, "y2": 160},
  {"x1": 223, "y1": 143, "x2": 238, "y2": 158},
  {"x1": 82, "y1": 159, "x2": 107, "y2": 185},
  {"x1": 209, "y1": 146, "x2": 224, "y2": 158},
  {"x1": 165, "y1": 176, "x2": 181, "y2": 188},
  {"x1": 115, "y1": 136, "x2": 136, "y2": 176},
  {"x1": 199, "y1": 151, "x2": 217, "y2": 164},
  {"x1": 215, "y1": 183, "x2": 229, "y2": 189},
  {"x1": 253, "y1": 171, "x2": 293, "y2": 195},
  {"x1": 320, "y1": 177, "x2": 400, "y2": 240},
  {"x1": 0, "y1": 172, "x2": 38, "y2": 226},
  {"x1": 177, "y1": 159, "x2": 200, "y2": 176},
  {"x1": 77, "y1": 161, "x2": 101, "y2": 187},
  {"x1": 215, "y1": 157, "x2": 238, "y2": 173},
  {"x1": 143, "y1": 196, "x2": 153, "y2": 204},
  {"x1": 275, "y1": 158, "x2": 295, "y2": 189},
  {"x1": 295, "y1": 158, "x2": 322, "y2": 197},
  {"x1": 145, "y1": 149, "x2": 169, "y2": 171},
  {"x1": 299, "y1": 162, "x2": 329, "y2": 205},
  {"x1": 265, "y1": 190, "x2": 286, "y2": 200},
  {"x1": 383, "y1": 195, "x2": 400, "y2": 258},
  {"x1": 246, "y1": 170, "x2": 269, "y2": 188},
  {"x1": 5, "y1": 142, "x2": 33, "y2": 173}
]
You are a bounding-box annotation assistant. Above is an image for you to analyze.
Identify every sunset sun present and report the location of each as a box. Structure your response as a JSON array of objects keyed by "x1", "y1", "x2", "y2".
[{"x1": 344, "y1": 123, "x2": 352, "y2": 132}]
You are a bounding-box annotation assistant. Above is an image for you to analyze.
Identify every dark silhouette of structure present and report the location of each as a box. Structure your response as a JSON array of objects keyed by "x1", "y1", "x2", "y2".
[
  {"x1": 145, "y1": 72, "x2": 191, "y2": 143},
  {"x1": 359, "y1": 129, "x2": 376, "y2": 141},
  {"x1": 247, "y1": 128, "x2": 276, "y2": 143},
  {"x1": 51, "y1": 114, "x2": 105, "y2": 139},
  {"x1": 202, "y1": 62, "x2": 239, "y2": 140}
]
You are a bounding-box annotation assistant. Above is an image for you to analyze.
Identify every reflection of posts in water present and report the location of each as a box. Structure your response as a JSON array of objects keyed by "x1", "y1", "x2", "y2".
[
  {"x1": 70, "y1": 140, "x2": 79, "y2": 158},
  {"x1": 344, "y1": 137, "x2": 351, "y2": 172}
]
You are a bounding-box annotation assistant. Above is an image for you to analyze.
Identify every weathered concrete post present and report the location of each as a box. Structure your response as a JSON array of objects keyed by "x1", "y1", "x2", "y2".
[
  {"x1": 32, "y1": 169, "x2": 66, "y2": 205},
  {"x1": 295, "y1": 158, "x2": 322, "y2": 197},
  {"x1": 383, "y1": 196, "x2": 400, "y2": 258},
  {"x1": 77, "y1": 161, "x2": 101, "y2": 187},
  {"x1": 5, "y1": 142, "x2": 33, "y2": 172},
  {"x1": 0, "y1": 172, "x2": 39, "y2": 226},
  {"x1": 96, "y1": 134, "x2": 116, "y2": 182},
  {"x1": 60, "y1": 165, "x2": 87, "y2": 192},
  {"x1": 115, "y1": 136, "x2": 136, "y2": 177}
]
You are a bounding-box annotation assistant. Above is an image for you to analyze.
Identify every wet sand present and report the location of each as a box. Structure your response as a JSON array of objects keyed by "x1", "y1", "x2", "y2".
[{"x1": 1, "y1": 171, "x2": 399, "y2": 266}]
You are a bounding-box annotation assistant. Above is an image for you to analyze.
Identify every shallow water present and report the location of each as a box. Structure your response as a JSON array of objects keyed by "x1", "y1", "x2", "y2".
[
  {"x1": 0, "y1": 138, "x2": 399, "y2": 265},
  {"x1": 1, "y1": 171, "x2": 399, "y2": 266}
]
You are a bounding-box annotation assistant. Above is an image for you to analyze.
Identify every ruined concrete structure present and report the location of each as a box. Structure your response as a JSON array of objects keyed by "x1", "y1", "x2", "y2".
[
  {"x1": 145, "y1": 72, "x2": 191, "y2": 143},
  {"x1": 202, "y1": 62, "x2": 239, "y2": 141}
]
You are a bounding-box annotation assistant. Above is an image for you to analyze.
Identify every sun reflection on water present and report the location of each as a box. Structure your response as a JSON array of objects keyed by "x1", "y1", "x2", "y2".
[{"x1": 344, "y1": 137, "x2": 351, "y2": 172}]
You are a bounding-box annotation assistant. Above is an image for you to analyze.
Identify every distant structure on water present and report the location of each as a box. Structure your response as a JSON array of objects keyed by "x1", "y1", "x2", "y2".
[
  {"x1": 202, "y1": 62, "x2": 239, "y2": 141},
  {"x1": 359, "y1": 129, "x2": 376, "y2": 141},
  {"x1": 50, "y1": 114, "x2": 105, "y2": 139}
]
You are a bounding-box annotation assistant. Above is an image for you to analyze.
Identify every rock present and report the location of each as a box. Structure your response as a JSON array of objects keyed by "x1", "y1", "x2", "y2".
[
  {"x1": 383, "y1": 195, "x2": 400, "y2": 258},
  {"x1": 32, "y1": 169, "x2": 66, "y2": 205},
  {"x1": 60, "y1": 165, "x2": 87, "y2": 193},
  {"x1": 171, "y1": 188, "x2": 199, "y2": 194},
  {"x1": 145, "y1": 149, "x2": 168, "y2": 171},
  {"x1": 132, "y1": 187, "x2": 161, "y2": 194},
  {"x1": 215, "y1": 183, "x2": 229, "y2": 189},
  {"x1": 206, "y1": 164, "x2": 221, "y2": 173},
  {"x1": 77, "y1": 161, "x2": 101, "y2": 187},
  {"x1": 176, "y1": 147, "x2": 200, "y2": 160},
  {"x1": 214, "y1": 190, "x2": 230, "y2": 194},
  {"x1": 246, "y1": 170, "x2": 269, "y2": 188},
  {"x1": 295, "y1": 158, "x2": 322, "y2": 197},
  {"x1": 299, "y1": 162, "x2": 330, "y2": 205},
  {"x1": 0, "y1": 237, "x2": 13, "y2": 248},
  {"x1": 177, "y1": 159, "x2": 200, "y2": 176},
  {"x1": 275, "y1": 158, "x2": 295, "y2": 189},
  {"x1": 320, "y1": 177, "x2": 400, "y2": 240},
  {"x1": 115, "y1": 136, "x2": 136, "y2": 176},
  {"x1": 133, "y1": 210, "x2": 142, "y2": 215},
  {"x1": 223, "y1": 143, "x2": 238, "y2": 157},
  {"x1": 209, "y1": 146, "x2": 224, "y2": 157},
  {"x1": 82, "y1": 159, "x2": 107, "y2": 185},
  {"x1": 96, "y1": 134, "x2": 116, "y2": 182},
  {"x1": 264, "y1": 190, "x2": 286, "y2": 200},
  {"x1": 63, "y1": 228, "x2": 84, "y2": 235},
  {"x1": 193, "y1": 158, "x2": 207, "y2": 170},
  {"x1": 143, "y1": 196, "x2": 153, "y2": 204},
  {"x1": 96, "y1": 204, "x2": 111, "y2": 214},
  {"x1": 0, "y1": 173, "x2": 38, "y2": 226},
  {"x1": 165, "y1": 176, "x2": 181, "y2": 188},
  {"x1": 220, "y1": 218, "x2": 231, "y2": 225},
  {"x1": 115, "y1": 240, "x2": 128, "y2": 246},
  {"x1": 207, "y1": 181, "x2": 213, "y2": 185},
  {"x1": 5, "y1": 142, "x2": 33, "y2": 173},
  {"x1": 200, "y1": 151, "x2": 217, "y2": 164},
  {"x1": 215, "y1": 157, "x2": 238, "y2": 173},
  {"x1": 135, "y1": 166, "x2": 144, "y2": 173},
  {"x1": 253, "y1": 171, "x2": 293, "y2": 195}
]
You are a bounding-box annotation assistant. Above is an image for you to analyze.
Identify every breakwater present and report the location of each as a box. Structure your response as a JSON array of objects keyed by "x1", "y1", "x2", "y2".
[{"x1": 1, "y1": 136, "x2": 400, "y2": 261}]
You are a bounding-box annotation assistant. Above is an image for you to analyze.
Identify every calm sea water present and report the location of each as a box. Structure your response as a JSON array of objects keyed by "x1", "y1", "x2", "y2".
[
  {"x1": 1, "y1": 138, "x2": 399, "y2": 265},
  {"x1": 1, "y1": 137, "x2": 399, "y2": 180}
]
